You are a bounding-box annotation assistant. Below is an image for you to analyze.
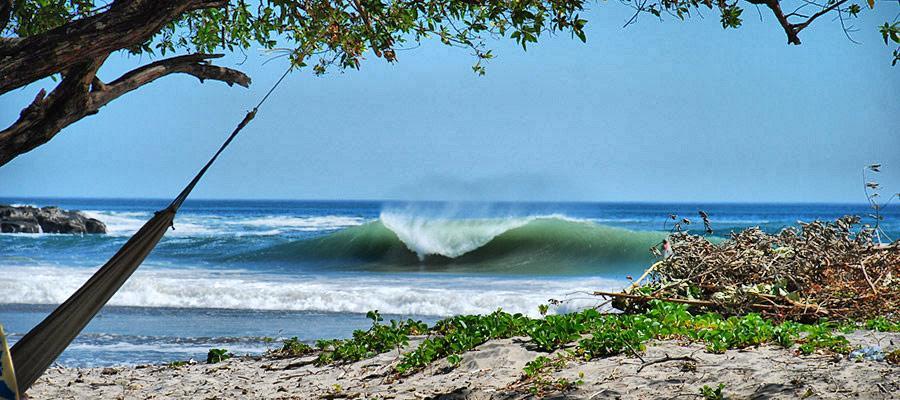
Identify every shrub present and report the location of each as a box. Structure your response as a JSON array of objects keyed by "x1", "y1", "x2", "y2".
[
  {"x1": 279, "y1": 337, "x2": 313, "y2": 356},
  {"x1": 206, "y1": 348, "x2": 232, "y2": 364}
]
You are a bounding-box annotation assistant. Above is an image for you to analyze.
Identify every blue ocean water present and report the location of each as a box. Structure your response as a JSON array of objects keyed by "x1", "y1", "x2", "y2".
[{"x1": 1, "y1": 198, "x2": 897, "y2": 367}]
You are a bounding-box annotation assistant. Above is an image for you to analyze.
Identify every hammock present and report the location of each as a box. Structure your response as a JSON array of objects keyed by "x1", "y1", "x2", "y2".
[{"x1": 9, "y1": 69, "x2": 288, "y2": 396}]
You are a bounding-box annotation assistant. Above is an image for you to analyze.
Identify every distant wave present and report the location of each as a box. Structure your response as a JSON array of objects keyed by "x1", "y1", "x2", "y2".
[
  {"x1": 226, "y1": 216, "x2": 365, "y2": 231},
  {"x1": 235, "y1": 214, "x2": 666, "y2": 274},
  {"x1": 0, "y1": 265, "x2": 622, "y2": 317},
  {"x1": 79, "y1": 211, "x2": 366, "y2": 237}
]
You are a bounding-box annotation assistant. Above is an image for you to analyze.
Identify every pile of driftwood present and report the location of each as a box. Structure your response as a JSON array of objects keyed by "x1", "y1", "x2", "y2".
[{"x1": 597, "y1": 216, "x2": 899, "y2": 322}]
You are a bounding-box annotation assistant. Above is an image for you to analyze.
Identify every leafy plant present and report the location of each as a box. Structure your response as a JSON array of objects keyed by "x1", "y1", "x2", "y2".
[
  {"x1": 520, "y1": 355, "x2": 581, "y2": 396},
  {"x1": 538, "y1": 304, "x2": 550, "y2": 316},
  {"x1": 206, "y1": 348, "x2": 233, "y2": 364},
  {"x1": 699, "y1": 383, "x2": 726, "y2": 400},
  {"x1": 290, "y1": 303, "x2": 872, "y2": 378},
  {"x1": 864, "y1": 316, "x2": 900, "y2": 332},
  {"x1": 277, "y1": 336, "x2": 313, "y2": 357},
  {"x1": 581, "y1": 329, "x2": 643, "y2": 359},
  {"x1": 797, "y1": 324, "x2": 851, "y2": 355},
  {"x1": 397, "y1": 310, "x2": 531, "y2": 374},
  {"x1": 446, "y1": 354, "x2": 462, "y2": 367},
  {"x1": 523, "y1": 356, "x2": 554, "y2": 378},
  {"x1": 527, "y1": 314, "x2": 585, "y2": 351},
  {"x1": 165, "y1": 360, "x2": 191, "y2": 369},
  {"x1": 315, "y1": 311, "x2": 426, "y2": 366}
]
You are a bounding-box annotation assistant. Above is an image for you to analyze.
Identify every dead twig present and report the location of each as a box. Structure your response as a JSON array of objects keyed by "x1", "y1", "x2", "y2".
[{"x1": 637, "y1": 354, "x2": 698, "y2": 373}]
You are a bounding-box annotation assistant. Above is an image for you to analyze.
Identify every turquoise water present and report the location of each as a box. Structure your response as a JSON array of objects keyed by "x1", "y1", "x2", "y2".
[{"x1": 1, "y1": 199, "x2": 896, "y2": 366}]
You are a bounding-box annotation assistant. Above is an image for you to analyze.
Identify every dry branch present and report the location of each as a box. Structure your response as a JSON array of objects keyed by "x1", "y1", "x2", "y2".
[{"x1": 600, "y1": 216, "x2": 899, "y2": 322}]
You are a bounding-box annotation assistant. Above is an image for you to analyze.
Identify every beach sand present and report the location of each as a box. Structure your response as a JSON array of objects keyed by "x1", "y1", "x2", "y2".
[{"x1": 29, "y1": 330, "x2": 899, "y2": 399}]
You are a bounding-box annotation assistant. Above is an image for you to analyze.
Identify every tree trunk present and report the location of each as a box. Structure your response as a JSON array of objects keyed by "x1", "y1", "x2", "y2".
[{"x1": 0, "y1": 0, "x2": 226, "y2": 95}]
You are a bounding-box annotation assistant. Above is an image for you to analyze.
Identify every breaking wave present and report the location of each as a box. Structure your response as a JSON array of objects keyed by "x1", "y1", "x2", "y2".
[{"x1": 237, "y1": 214, "x2": 666, "y2": 274}]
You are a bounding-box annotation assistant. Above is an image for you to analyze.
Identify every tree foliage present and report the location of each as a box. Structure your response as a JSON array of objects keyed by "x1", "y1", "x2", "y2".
[
  {"x1": 0, "y1": 0, "x2": 895, "y2": 167},
  {"x1": 3, "y1": 0, "x2": 896, "y2": 78}
]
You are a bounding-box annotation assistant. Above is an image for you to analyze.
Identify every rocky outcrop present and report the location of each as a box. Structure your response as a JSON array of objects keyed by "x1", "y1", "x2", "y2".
[{"x1": 0, "y1": 205, "x2": 107, "y2": 234}]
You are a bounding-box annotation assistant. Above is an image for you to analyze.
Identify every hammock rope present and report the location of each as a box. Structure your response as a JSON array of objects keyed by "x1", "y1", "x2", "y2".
[{"x1": 9, "y1": 65, "x2": 293, "y2": 396}]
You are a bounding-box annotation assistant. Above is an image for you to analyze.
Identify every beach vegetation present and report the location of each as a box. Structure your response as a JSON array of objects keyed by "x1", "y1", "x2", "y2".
[
  {"x1": 396, "y1": 310, "x2": 532, "y2": 374},
  {"x1": 277, "y1": 337, "x2": 313, "y2": 357},
  {"x1": 863, "y1": 316, "x2": 900, "y2": 332},
  {"x1": 527, "y1": 314, "x2": 585, "y2": 351},
  {"x1": 520, "y1": 355, "x2": 583, "y2": 396},
  {"x1": 315, "y1": 311, "x2": 426, "y2": 365},
  {"x1": 699, "y1": 383, "x2": 726, "y2": 400},
  {"x1": 206, "y1": 348, "x2": 233, "y2": 364},
  {"x1": 577, "y1": 320, "x2": 646, "y2": 358},
  {"x1": 165, "y1": 360, "x2": 192, "y2": 369},
  {"x1": 446, "y1": 354, "x2": 462, "y2": 367},
  {"x1": 796, "y1": 324, "x2": 851, "y2": 355},
  {"x1": 237, "y1": 298, "x2": 895, "y2": 399},
  {"x1": 602, "y1": 216, "x2": 899, "y2": 323},
  {"x1": 390, "y1": 300, "x2": 871, "y2": 377}
]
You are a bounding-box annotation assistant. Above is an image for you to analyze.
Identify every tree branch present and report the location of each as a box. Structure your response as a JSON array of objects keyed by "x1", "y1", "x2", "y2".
[
  {"x1": 0, "y1": 53, "x2": 249, "y2": 167},
  {"x1": 760, "y1": 0, "x2": 804, "y2": 44},
  {"x1": 748, "y1": 0, "x2": 848, "y2": 45},
  {"x1": 0, "y1": 57, "x2": 105, "y2": 166},
  {"x1": 793, "y1": 0, "x2": 847, "y2": 33},
  {"x1": 0, "y1": 0, "x2": 226, "y2": 95},
  {"x1": 91, "y1": 53, "x2": 250, "y2": 107}
]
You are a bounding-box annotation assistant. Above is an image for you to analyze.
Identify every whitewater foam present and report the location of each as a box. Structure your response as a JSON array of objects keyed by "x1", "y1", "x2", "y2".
[
  {"x1": 80, "y1": 211, "x2": 368, "y2": 237},
  {"x1": 0, "y1": 265, "x2": 623, "y2": 317}
]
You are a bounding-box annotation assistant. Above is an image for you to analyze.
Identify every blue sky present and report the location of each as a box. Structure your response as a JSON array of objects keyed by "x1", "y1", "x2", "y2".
[{"x1": 1, "y1": 5, "x2": 898, "y2": 202}]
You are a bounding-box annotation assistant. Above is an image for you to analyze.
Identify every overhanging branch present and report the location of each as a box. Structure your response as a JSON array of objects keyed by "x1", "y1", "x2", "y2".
[
  {"x1": 91, "y1": 53, "x2": 250, "y2": 107},
  {"x1": 0, "y1": 0, "x2": 227, "y2": 95},
  {"x1": 0, "y1": 53, "x2": 250, "y2": 167},
  {"x1": 748, "y1": 0, "x2": 849, "y2": 45},
  {"x1": 793, "y1": 0, "x2": 847, "y2": 33}
]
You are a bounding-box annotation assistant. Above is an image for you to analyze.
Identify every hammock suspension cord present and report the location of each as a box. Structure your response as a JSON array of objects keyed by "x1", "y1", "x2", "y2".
[{"x1": 10, "y1": 65, "x2": 293, "y2": 396}]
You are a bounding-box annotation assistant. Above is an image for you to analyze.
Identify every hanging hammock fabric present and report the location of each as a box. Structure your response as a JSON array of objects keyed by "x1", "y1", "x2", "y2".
[
  {"x1": 10, "y1": 207, "x2": 178, "y2": 392},
  {"x1": 9, "y1": 70, "x2": 283, "y2": 395}
]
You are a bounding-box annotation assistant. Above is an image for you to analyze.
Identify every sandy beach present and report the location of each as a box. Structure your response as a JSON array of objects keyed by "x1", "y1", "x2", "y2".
[{"x1": 28, "y1": 329, "x2": 899, "y2": 399}]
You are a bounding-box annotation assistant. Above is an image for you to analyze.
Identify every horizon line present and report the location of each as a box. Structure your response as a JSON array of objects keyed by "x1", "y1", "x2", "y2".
[{"x1": 0, "y1": 195, "x2": 881, "y2": 207}]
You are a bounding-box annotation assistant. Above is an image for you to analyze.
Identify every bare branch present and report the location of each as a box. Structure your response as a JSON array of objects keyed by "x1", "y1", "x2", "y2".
[
  {"x1": 760, "y1": 0, "x2": 804, "y2": 44},
  {"x1": 793, "y1": 0, "x2": 847, "y2": 33}
]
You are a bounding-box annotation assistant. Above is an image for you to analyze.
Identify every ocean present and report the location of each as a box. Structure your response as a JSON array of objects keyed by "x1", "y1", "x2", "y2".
[{"x1": 1, "y1": 199, "x2": 897, "y2": 367}]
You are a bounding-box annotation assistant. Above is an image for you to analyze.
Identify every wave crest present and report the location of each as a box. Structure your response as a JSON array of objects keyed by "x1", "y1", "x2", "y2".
[
  {"x1": 380, "y1": 212, "x2": 537, "y2": 259},
  {"x1": 240, "y1": 214, "x2": 666, "y2": 274}
]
